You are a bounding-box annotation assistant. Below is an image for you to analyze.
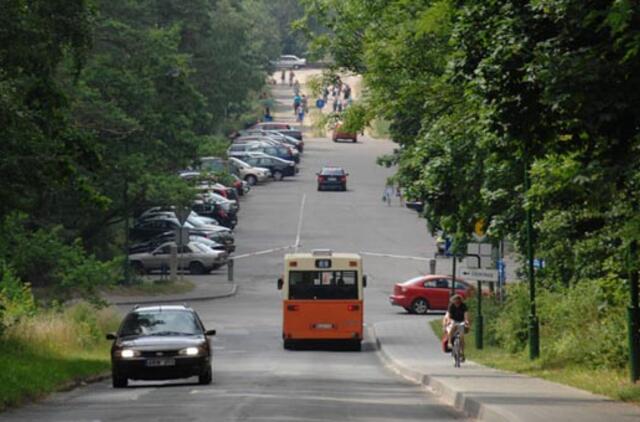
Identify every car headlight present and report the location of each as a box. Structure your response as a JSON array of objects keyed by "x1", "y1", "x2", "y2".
[
  {"x1": 179, "y1": 347, "x2": 201, "y2": 356},
  {"x1": 118, "y1": 349, "x2": 140, "y2": 358}
]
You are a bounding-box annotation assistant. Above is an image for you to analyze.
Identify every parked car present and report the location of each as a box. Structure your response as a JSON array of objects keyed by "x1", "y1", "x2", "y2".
[
  {"x1": 317, "y1": 167, "x2": 348, "y2": 191},
  {"x1": 128, "y1": 241, "x2": 228, "y2": 275},
  {"x1": 389, "y1": 275, "x2": 472, "y2": 314},
  {"x1": 332, "y1": 123, "x2": 358, "y2": 142},
  {"x1": 271, "y1": 54, "x2": 307, "y2": 69},
  {"x1": 137, "y1": 208, "x2": 219, "y2": 227},
  {"x1": 228, "y1": 157, "x2": 270, "y2": 185},
  {"x1": 106, "y1": 305, "x2": 215, "y2": 388},
  {"x1": 237, "y1": 130, "x2": 304, "y2": 152},
  {"x1": 191, "y1": 200, "x2": 237, "y2": 231},
  {"x1": 130, "y1": 217, "x2": 234, "y2": 251},
  {"x1": 236, "y1": 152, "x2": 298, "y2": 181},
  {"x1": 250, "y1": 122, "x2": 303, "y2": 140},
  {"x1": 129, "y1": 231, "x2": 227, "y2": 255}
]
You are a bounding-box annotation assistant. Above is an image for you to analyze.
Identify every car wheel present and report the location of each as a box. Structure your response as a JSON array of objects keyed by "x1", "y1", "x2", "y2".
[
  {"x1": 131, "y1": 261, "x2": 146, "y2": 275},
  {"x1": 273, "y1": 171, "x2": 283, "y2": 181},
  {"x1": 352, "y1": 138, "x2": 357, "y2": 143},
  {"x1": 317, "y1": 185, "x2": 322, "y2": 191},
  {"x1": 411, "y1": 298, "x2": 429, "y2": 315},
  {"x1": 112, "y1": 371, "x2": 128, "y2": 388},
  {"x1": 283, "y1": 339, "x2": 295, "y2": 350},
  {"x1": 245, "y1": 175, "x2": 257, "y2": 186},
  {"x1": 189, "y1": 261, "x2": 206, "y2": 275},
  {"x1": 348, "y1": 340, "x2": 362, "y2": 351},
  {"x1": 198, "y1": 366, "x2": 213, "y2": 385}
]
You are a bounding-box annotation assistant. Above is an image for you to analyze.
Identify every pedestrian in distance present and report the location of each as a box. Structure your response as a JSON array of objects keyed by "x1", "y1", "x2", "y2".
[
  {"x1": 289, "y1": 70, "x2": 295, "y2": 86},
  {"x1": 296, "y1": 104, "x2": 305, "y2": 123},
  {"x1": 343, "y1": 84, "x2": 351, "y2": 100},
  {"x1": 280, "y1": 69, "x2": 286, "y2": 85},
  {"x1": 293, "y1": 93, "x2": 302, "y2": 114},
  {"x1": 383, "y1": 183, "x2": 394, "y2": 206},
  {"x1": 301, "y1": 94, "x2": 309, "y2": 114},
  {"x1": 293, "y1": 79, "x2": 301, "y2": 95},
  {"x1": 332, "y1": 97, "x2": 338, "y2": 113}
]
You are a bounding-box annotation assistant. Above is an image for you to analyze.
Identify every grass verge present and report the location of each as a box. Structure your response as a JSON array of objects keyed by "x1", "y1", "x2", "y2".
[
  {"x1": 104, "y1": 278, "x2": 195, "y2": 297},
  {"x1": 0, "y1": 304, "x2": 120, "y2": 411},
  {"x1": 429, "y1": 319, "x2": 640, "y2": 404}
]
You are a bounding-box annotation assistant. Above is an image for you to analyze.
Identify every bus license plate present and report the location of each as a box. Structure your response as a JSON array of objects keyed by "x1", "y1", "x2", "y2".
[
  {"x1": 146, "y1": 358, "x2": 175, "y2": 367},
  {"x1": 314, "y1": 323, "x2": 334, "y2": 330}
]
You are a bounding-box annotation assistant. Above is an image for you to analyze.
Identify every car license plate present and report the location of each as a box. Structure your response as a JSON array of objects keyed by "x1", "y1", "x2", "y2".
[
  {"x1": 328, "y1": 177, "x2": 337, "y2": 181},
  {"x1": 314, "y1": 323, "x2": 334, "y2": 330},
  {"x1": 145, "y1": 358, "x2": 175, "y2": 367}
]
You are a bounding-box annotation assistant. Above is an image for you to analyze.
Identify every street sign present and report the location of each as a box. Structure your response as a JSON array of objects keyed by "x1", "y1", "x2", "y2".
[
  {"x1": 175, "y1": 207, "x2": 190, "y2": 226},
  {"x1": 174, "y1": 228, "x2": 190, "y2": 246},
  {"x1": 458, "y1": 267, "x2": 499, "y2": 282}
]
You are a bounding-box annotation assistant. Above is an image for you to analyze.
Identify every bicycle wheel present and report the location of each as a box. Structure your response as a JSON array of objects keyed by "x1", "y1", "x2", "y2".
[{"x1": 453, "y1": 336, "x2": 461, "y2": 368}]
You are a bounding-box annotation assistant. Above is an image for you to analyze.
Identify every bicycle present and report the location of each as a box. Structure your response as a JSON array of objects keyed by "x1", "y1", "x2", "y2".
[{"x1": 450, "y1": 322, "x2": 467, "y2": 368}]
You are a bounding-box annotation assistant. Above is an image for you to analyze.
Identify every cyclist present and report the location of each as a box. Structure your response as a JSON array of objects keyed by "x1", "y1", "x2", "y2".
[{"x1": 442, "y1": 294, "x2": 470, "y2": 361}]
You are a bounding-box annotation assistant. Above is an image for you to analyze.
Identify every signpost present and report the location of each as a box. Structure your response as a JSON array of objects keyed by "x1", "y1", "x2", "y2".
[
  {"x1": 458, "y1": 267, "x2": 498, "y2": 350},
  {"x1": 175, "y1": 207, "x2": 191, "y2": 282}
]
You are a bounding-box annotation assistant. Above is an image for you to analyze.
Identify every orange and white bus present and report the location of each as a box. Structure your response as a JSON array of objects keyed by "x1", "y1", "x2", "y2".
[{"x1": 277, "y1": 250, "x2": 366, "y2": 350}]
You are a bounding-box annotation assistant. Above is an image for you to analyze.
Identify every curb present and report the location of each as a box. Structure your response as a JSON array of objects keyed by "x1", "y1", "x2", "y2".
[
  {"x1": 107, "y1": 283, "x2": 238, "y2": 306},
  {"x1": 371, "y1": 325, "x2": 513, "y2": 422}
]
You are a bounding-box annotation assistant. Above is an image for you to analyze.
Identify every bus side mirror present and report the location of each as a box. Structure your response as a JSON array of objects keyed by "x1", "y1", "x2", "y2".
[
  {"x1": 363, "y1": 275, "x2": 367, "y2": 288},
  {"x1": 277, "y1": 277, "x2": 283, "y2": 290}
]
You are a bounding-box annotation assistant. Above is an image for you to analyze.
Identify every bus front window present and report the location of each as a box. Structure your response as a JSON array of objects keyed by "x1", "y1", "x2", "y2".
[{"x1": 289, "y1": 271, "x2": 358, "y2": 300}]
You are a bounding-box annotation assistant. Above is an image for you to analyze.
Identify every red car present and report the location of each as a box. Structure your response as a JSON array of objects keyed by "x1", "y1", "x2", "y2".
[
  {"x1": 332, "y1": 123, "x2": 358, "y2": 142},
  {"x1": 389, "y1": 275, "x2": 472, "y2": 314}
]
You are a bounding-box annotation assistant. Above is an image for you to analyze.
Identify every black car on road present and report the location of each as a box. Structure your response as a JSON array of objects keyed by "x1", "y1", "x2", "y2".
[
  {"x1": 107, "y1": 305, "x2": 216, "y2": 388},
  {"x1": 317, "y1": 167, "x2": 348, "y2": 191}
]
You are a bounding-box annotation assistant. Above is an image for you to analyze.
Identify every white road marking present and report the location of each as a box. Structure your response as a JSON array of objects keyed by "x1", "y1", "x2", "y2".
[
  {"x1": 360, "y1": 251, "x2": 432, "y2": 261},
  {"x1": 233, "y1": 245, "x2": 294, "y2": 260},
  {"x1": 294, "y1": 194, "x2": 306, "y2": 252}
]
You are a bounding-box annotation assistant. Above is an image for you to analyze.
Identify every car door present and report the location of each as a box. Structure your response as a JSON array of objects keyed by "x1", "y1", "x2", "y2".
[
  {"x1": 148, "y1": 244, "x2": 172, "y2": 271},
  {"x1": 421, "y1": 279, "x2": 439, "y2": 308},
  {"x1": 433, "y1": 278, "x2": 452, "y2": 310},
  {"x1": 177, "y1": 245, "x2": 194, "y2": 270}
]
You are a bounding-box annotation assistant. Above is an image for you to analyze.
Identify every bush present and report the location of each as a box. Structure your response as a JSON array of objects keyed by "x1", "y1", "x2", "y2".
[
  {"x1": 486, "y1": 278, "x2": 628, "y2": 370},
  {"x1": 0, "y1": 213, "x2": 118, "y2": 303},
  {"x1": 0, "y1": 261, "x2": 36, "y2": 335}
]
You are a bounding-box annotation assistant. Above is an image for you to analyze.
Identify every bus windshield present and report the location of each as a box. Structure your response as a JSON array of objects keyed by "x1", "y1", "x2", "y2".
[{"x1": 288, "y1": 270, "x2": 358, "y2": 300}]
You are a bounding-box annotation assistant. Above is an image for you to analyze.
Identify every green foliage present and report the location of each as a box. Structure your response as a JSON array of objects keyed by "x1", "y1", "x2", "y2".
[
  {"x1": 0, "y1": 214, "x2": 117, "y2": 303},
  {"x1": 0, "y1": 261, "x2": 36, "y2": 334}
]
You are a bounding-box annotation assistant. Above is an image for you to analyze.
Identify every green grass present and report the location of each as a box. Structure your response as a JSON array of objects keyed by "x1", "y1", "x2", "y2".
[
  {"x1": 0, "y1": 304, "x2": 120, "y2": 410},
  {"x1": 105, "y1": 278, "x2": 195, "y2": 297},
  {"x1": 0, "y1": 341, "x2": 111, "y2": 410},
  {"x1": 429, "y1": 320, "x2": 640, "y2": 403}
]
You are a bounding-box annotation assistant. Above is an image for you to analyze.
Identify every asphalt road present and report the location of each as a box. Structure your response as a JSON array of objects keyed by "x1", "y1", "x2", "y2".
[{"x1": 0, "y1": 72, "x2": 467, "y2": 422}]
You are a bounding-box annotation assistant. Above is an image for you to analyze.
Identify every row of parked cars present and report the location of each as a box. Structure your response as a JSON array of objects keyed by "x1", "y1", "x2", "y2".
[{"x1": 126, "y1": 121, "x2": 304, "y2": 276}]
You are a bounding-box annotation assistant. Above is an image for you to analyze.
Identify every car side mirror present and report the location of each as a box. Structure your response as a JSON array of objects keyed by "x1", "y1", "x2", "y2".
[
  {"x1": 106, "y1": 333, "x2": 117, "y2": 341},
  {"x1": 277, "y1": 277, "x2": 283, "y2": 290},
  {"x1": 363, "y1": 275, "x2": 367, "y2": 288},
  {"x1": 205, "y1": 329, "x2": 216, "y2": 336}
]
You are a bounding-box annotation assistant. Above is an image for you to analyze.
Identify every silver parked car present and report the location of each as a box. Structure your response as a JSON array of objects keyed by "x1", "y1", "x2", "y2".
[{"x1": 129, "y1": 241, "x2": 228, "y2": 275}]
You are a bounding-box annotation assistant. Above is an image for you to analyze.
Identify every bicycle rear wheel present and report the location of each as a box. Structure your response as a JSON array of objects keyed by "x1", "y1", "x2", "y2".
[{"x1": 452, "y1": 336, "x2": 461, "y2": 368}]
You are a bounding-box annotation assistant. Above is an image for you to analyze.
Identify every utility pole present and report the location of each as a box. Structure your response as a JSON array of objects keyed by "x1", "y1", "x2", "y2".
[
  {"x1": 628, "y1": 239, "x2": 639, "y2": 382},
  {"x1": 524, "y1": 148, "x2": 540, "y2": 359}
]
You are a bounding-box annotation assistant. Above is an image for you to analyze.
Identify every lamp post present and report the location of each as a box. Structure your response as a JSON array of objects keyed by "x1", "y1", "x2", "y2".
[{"x1": 523, "y1": 148, "x2": 540, "y2": 359}]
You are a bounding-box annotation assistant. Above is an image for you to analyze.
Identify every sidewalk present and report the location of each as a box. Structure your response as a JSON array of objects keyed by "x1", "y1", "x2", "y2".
[
  {"x1": 372, "y1": 318, "x2": 640, "y2": 422},
  {"x1": 103, "y1": 277, "x2": 237, "y2": 306}
]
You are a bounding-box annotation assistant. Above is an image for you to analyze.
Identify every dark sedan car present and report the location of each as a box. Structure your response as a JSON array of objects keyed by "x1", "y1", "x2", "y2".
[
  {"x1": 107, "y1": 305, "x2": 216, "y2": 388},
  {"x1": 237, "y1": 153, "x2": 297, "y2": 181},
  {"x1": 317, "y1": 167, "x2": 348, "y2": 191}
]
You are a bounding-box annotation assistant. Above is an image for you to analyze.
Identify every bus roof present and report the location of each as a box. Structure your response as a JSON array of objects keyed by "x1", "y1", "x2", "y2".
[{"x1": 284, "y1": 252, "x2": 361, "y2": 261}]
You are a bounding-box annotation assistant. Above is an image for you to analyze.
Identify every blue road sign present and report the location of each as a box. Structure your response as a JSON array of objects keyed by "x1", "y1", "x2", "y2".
[{"x1": 316, "y1": 98, "x2": 325, "y2": 109}]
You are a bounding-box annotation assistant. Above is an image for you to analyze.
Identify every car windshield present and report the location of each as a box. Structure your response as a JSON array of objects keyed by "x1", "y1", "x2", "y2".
[
  {"x1": 322, "y1": 168, "x2": 345, "y2": 176},
  {"x1": 119, "y1": 310, "x2": 202, "y2": 337}
]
